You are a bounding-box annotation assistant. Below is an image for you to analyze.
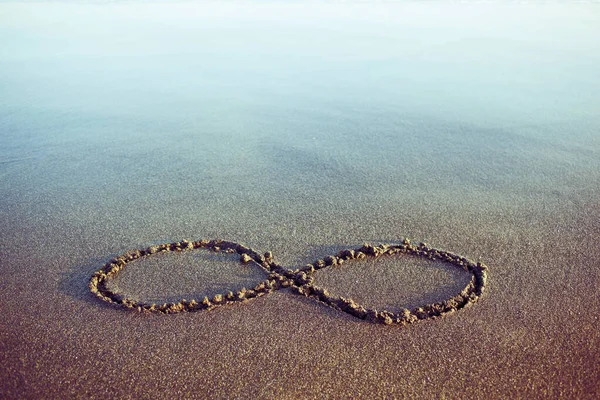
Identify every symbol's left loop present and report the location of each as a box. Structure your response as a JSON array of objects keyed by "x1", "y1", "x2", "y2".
[{"x1": 88, "y1": 239, "x2": 280, "y2": 314}]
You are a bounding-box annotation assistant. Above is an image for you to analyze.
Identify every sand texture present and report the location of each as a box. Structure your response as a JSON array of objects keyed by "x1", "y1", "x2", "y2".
[{"x1": 1, "y1": 2, "x2": 599, "y2": 399}]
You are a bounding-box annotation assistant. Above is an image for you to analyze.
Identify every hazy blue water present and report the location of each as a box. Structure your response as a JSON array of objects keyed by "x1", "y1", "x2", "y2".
[{"x1": 1, "y1": 1, "x2": 599, "y2": 229}]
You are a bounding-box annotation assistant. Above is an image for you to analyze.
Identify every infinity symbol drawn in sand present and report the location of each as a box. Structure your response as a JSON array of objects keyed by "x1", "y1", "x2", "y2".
[{"x1": 89, "y1": 239, "x2": 487, "y2": 325}]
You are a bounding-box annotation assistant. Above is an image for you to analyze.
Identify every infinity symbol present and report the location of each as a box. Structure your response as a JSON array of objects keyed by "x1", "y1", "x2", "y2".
[{"x1": 89, "y1": 239, "x2": 488, "y2": 325}]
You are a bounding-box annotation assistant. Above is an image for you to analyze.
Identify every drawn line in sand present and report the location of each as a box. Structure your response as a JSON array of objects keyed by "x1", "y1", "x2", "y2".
[{"x1": 89, "y1": 238, "x2": 488, "y2": 325}]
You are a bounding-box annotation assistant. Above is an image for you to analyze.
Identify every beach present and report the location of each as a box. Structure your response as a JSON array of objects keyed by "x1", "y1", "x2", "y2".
[{"x1": 1, "y1": 2, "x2": 599, "y2": 398}]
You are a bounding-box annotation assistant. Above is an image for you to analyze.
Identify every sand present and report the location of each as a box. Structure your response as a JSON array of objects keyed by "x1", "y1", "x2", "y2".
[{"x1": 1, "y1": 2, "x2": 599, "y2": 399}]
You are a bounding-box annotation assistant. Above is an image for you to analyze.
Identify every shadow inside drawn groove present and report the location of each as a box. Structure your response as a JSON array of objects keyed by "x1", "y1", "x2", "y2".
[{"x1": 58, "y1": 254, "x2": 123, "y2": 309}]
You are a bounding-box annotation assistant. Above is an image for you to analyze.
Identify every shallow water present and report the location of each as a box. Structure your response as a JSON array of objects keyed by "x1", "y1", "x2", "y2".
[{"x1": 1, "y1": 1, "x2": 599, "y2": 399}]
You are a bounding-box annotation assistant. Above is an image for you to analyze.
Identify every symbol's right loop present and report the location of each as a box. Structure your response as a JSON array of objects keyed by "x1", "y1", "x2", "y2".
[{"x1": 290, "y1": 240, "x2": 488, "y2": 325}]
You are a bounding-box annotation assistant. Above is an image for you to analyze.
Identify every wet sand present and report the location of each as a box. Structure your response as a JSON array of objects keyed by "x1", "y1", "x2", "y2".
[
  {"x1": 1, "y1": 153, "x2": 598, "y2": 398},
  {"x1": 1, "y1": 2, "x2": 600, "y2": 399}
]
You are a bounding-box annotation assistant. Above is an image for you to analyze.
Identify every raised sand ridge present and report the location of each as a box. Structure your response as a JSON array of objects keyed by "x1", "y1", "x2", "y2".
[{"x1": 89, "y1": 238, "x2": 488, "y2": 325}]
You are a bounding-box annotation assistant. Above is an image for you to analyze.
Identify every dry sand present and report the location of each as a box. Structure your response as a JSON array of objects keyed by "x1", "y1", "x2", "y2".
[{"x1": 1, "y1": 2, "x2": 599, "y2": 399}]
